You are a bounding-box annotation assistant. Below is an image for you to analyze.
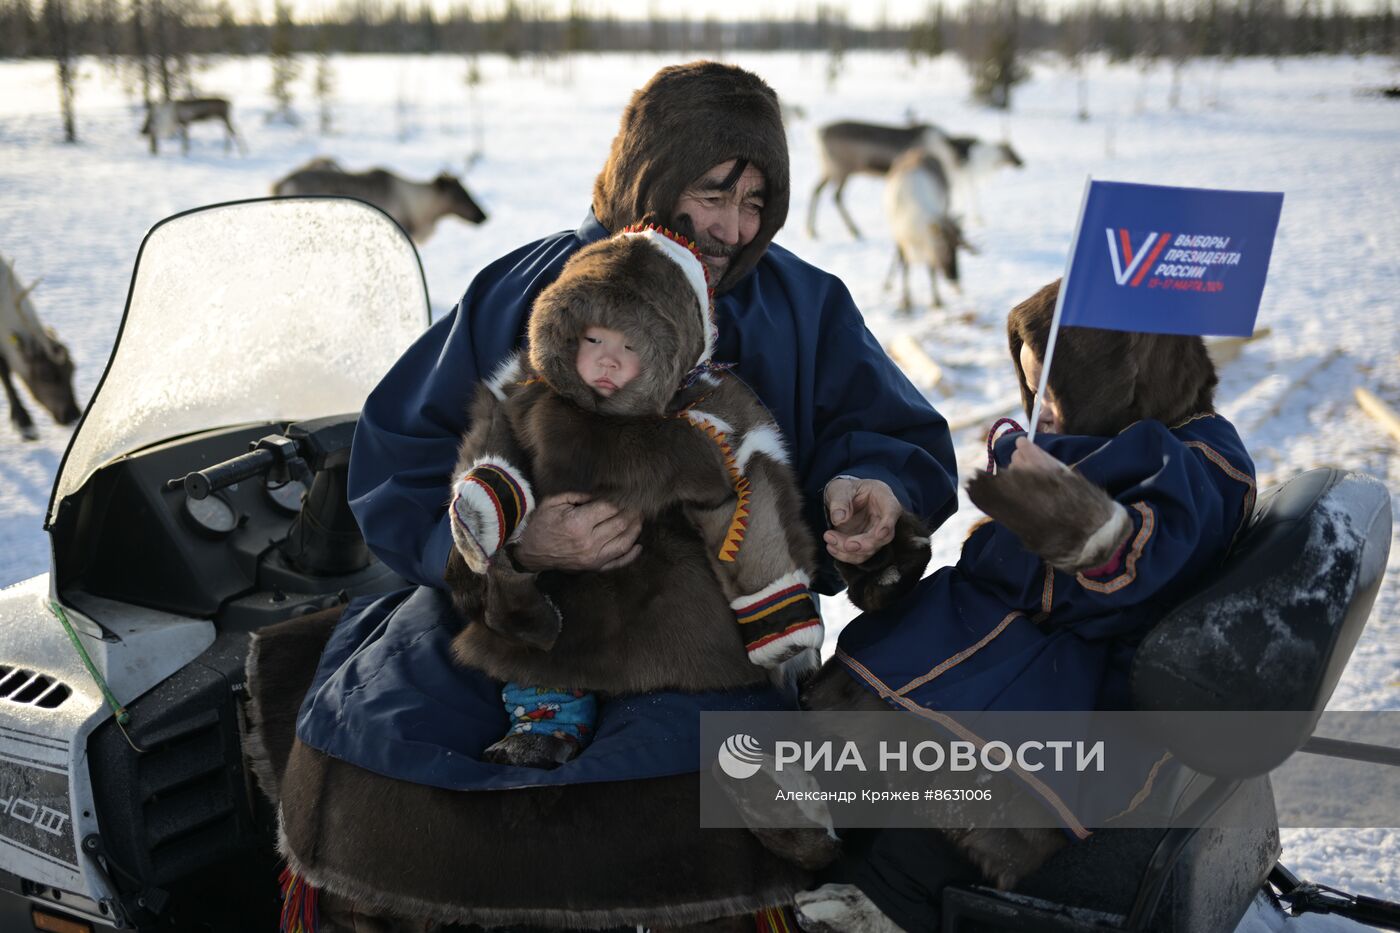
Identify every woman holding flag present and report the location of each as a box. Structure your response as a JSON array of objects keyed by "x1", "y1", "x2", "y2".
[{"x1": 798, "y1": 277, "x2": 1259, "y2": 933}]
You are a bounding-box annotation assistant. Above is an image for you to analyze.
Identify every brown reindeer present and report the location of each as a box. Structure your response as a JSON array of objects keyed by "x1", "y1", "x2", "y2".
[
  {"x1": 809, "y1": 121, "x2": 960, "y2": 239},
  {"x1": 809, "y1": 120, "x2": 1023, "y2": 238},
  {"x1": 1, "y1": 255, "x2": 80, "y2": 441},
  {"x1": 141, "y1": 97, "x2": 246, "y2": 156},
  {"x1": 273, "y1": 159, "x2": 488, "y2": 244}
]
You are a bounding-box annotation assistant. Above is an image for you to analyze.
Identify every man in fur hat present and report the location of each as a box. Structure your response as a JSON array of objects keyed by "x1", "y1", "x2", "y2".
[
  {"x1": 307, "y1": 60, "x2": 958, "y2": 788},
  {"x1": 248, "y1": 60, "x2": 957, "y2": 929},
  {"x1": 350, "y1": 60, "x2": 956, "y2": 598}
]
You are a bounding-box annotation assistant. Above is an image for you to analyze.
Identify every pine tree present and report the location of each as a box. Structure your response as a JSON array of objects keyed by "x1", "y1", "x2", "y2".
[{"x1": 268, "y1": 0, "x2": 300, "y2": 124}]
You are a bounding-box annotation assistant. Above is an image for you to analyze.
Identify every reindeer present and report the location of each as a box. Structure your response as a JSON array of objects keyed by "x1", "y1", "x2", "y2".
[
  {"x1": 272, "y1": 160, "x2": 488, "y2": 244},
  {"x1": 882, "y1": 149, "x2": 977, "y2": 313},
  {"x1": 809, "y1": 120, "x2": 1024, "y2": 238},
  {"x1": 942, "y1": 134, "x2": 1024, "y2": 225},
  {"x1": 809, "y1": 121, "x2": 958, "y2": 240},
  {"x1": 0, "y1": 256, "x2": 80, "y2": 441},
  {"x1": 141, "y1": 97, "x2": 246, "y2": 156}
]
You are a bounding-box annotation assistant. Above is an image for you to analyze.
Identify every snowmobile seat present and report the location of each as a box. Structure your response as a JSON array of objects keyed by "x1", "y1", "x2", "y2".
[
  {"x1": 942, "y1": 469, "x2": 1393, "y2": 932},
  {"x1": 1131, "y1": 467, "x2": 1391, "y2": 777}
]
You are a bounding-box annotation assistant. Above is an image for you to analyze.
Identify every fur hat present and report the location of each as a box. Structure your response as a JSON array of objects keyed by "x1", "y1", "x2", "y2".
[
  {"x1": 1008, "y1": 280, "x2": 1218, "y2": 437},
  {"x1": 592, "y1": 61, "x2": 790, "y2": 294},
  {"x1": 527, "y1": 225, "x2": 714, "y2": 417}
]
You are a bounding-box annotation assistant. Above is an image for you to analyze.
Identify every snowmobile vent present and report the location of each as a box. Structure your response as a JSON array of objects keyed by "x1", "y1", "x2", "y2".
[{"x1": 0, "y1": 666, "x2": 71, "y2": 709}]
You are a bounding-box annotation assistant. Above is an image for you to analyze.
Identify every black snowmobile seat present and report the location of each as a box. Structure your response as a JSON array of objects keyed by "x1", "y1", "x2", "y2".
[{"x1": 1131, "y1": 468, "x2": 1392, "y2": 778}]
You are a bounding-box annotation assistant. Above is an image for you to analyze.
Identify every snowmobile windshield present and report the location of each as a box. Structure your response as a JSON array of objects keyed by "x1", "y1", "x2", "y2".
[{"x1": 46, "y1": 198, "x2": 430, "y2": 526}]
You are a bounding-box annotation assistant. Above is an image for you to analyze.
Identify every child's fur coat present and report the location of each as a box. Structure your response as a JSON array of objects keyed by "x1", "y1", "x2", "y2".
[{"x1": 443, "y1": 228, "x2": 825, "y2": 705}]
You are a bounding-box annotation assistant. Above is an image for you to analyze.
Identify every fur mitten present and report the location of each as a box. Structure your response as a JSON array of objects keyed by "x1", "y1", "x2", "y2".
[
  {"x1": 833, "y1": 511, "x2": 933, "y2": 612},
  {"x1": 966, "y1": 464, "x2": 1132, "y2": 575},
  {"x1": 731, "y1": 573, "x2": 825, "y2": 668},
  {"x1": 449, "y1": 459, "x2": 535, "y2": 573}
]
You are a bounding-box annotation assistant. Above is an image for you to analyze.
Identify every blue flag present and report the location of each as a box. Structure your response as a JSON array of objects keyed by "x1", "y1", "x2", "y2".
[{"x1": 1060, "y1": 180, "x2": 1283, "y2": 338}]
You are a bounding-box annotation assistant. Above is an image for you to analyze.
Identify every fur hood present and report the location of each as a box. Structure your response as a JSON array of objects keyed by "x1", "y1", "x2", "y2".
[
  {"x1": 527, "y1": 225, "x2": 714, "y2": 417},
  {"x1": 1008, "y1": 279, "x2": 1218, "y2": 436},
  {"x1": 592, "y1": 60, "x2": 790, "y2": 293}
]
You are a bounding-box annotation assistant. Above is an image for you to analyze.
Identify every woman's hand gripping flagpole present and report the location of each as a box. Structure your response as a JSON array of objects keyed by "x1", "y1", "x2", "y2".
[{"x1": 1027, "y1": 176, "x2": 1093, "y2": 445}]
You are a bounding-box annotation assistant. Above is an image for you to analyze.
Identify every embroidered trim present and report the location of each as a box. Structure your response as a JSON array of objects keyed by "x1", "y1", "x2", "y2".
[
  {"x1": 1076, "y1": 502, "x2": 1154, "y2": 594},
  {"x1": 1040, "y1": 566, "x2": 1055, "y2": 616},
  {"x1": 1170, "y1": 411, "x2": 1216, "y2": 430},
  {"x1": 895, "y1": 611, "x2": 1023, "y2": 696},
  {"x1": 835, "y1": 647, "x2": 1092, "y2": 840},
  {"x1": 1104, "y1": 751, "x2": 1174, "y2": 823},
  {"x1": 755, "y1": 906, "x2": 795, "y2": 933},
  {"x1": 619, "y1": 222, "x2": 718, "y2": 373},
  {"x1": 748, "y1": 618, "x2": 823, "y2": 652},
  {"x1": 1184, "y1": 440, "x2": 1258, "y2": 548},
  {"x1": 683, "y1": 410, "x2": 751, "y2": 561}
]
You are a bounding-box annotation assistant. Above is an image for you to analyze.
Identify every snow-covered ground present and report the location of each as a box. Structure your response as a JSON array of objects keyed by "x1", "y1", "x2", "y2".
[{"x1": 1, "y1": 49, "x2": 1397, "y2": 920}]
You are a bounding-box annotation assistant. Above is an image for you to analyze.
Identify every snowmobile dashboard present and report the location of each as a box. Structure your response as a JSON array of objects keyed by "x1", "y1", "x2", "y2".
[{"x1": 49, "y1": 415, "x2": 404, "y2": 629}]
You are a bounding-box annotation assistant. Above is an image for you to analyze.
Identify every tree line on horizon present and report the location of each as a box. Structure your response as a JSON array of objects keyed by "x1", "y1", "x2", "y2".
[{"x1": 6, "y1": 0, "x2": 1396, "y2": 142}]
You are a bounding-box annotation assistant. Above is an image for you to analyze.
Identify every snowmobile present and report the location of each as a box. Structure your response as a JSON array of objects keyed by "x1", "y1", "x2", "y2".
[{"x1": 0, "y1": 197, "x2": 1395, "y2": 933}]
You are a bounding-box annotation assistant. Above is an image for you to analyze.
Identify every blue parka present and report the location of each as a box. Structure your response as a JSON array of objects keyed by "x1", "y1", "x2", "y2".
[
  {"x1": 836, "y1": 414, "x2": 1255, "y2": 835},
  {"x1": 294, "y1": 212, "x2": 959, "y2": 790}
]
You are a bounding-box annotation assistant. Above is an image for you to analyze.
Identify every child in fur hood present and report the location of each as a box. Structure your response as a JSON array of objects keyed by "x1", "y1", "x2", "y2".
[
  {"x1": 444, "y1": 223, "x2": 864, "y2": 769},
  {"x1": 790, "y1": 279, "x2": 1258, "y2": 933}
]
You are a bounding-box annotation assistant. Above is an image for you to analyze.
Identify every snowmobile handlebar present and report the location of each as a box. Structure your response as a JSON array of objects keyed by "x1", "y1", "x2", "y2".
[{"x1": 180, "y1": 434, "x2": 302, "y2": 500}]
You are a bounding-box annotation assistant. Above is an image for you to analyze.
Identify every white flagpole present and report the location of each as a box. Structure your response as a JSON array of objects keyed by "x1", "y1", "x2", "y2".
[{"x1": 1028, "y1": 176, "x2": 1094, "y2": 445}]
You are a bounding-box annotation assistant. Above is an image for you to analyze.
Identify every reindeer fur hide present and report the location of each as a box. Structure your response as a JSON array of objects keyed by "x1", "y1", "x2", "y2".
[{"x1": 244, "y1": 612, "x2": 811, "y2": 929}]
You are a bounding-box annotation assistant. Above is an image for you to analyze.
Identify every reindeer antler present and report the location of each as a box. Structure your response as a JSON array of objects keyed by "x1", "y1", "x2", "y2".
[{"x1": 16, "y1": 277, "x2": 42, "y2": 305}]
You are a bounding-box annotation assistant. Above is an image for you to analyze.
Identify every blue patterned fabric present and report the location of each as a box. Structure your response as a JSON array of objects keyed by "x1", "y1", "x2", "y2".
[{"x1": 502, "y1": 683, "x2": 597, "y2": 747}]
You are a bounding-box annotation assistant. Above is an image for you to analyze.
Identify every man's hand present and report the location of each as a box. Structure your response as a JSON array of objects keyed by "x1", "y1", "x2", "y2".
[
  {"x1": 823, "y1": 477, "x2": 900, "y2": 564},
  {"x1": 511, "y1": 493, "x2": 642, "y2": 572}
]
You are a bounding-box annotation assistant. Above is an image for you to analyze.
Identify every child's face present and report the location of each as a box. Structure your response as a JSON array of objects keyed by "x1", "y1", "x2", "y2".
[
  {"x1": 576, "y1": 326, "x2": 642, "y2": 397},
  {"x1": 1019, "y1": 343, "x2": 1063, "y2": 434}
]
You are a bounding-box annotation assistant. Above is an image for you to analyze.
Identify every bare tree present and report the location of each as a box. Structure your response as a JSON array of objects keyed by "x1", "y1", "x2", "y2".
[
  {"x1": 314, "y1": 25, "x2": 335, "y2": 134},
  {"x1": 963, "y1": 0, "x2": 1028, "y2": 109},
  {"x1": 463, "y1": 52, "x2": 484, "y2": 162},
  {"x1": 908, "y1": 1, "x2": 946, "y2": 66},
  {"x1": 42, "y1": 0, "x2": 77, "y2": 141},
  {"x1": 1058, "y1": 1, "x2": 1093, "y2": 120}
]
